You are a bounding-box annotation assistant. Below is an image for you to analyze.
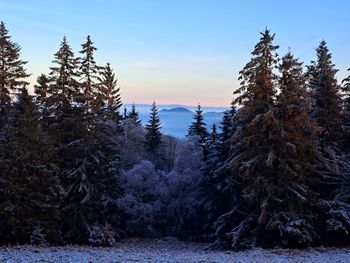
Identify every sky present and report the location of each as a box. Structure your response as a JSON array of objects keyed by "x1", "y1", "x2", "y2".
[{"x1": 1, "y1": 0, "x2": 350, "y2": 106}]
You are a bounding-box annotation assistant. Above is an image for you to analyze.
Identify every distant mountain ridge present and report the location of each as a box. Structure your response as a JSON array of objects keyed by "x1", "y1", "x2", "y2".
[
  {"x1": 123, "y1": 104, "x2": 228, "y2": 138},
  {"x1": 160, "y1": 107, "x2": 193, "y2": 113}
]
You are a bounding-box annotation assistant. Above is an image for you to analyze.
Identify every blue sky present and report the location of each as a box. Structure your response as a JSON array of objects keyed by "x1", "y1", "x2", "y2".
[{"x1": 1, "y1": 0, "x2": 350, "y2": 106}]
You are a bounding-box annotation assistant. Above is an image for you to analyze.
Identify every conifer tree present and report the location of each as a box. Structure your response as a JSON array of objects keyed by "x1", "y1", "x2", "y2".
[
  {"x1": 194, "y1": 106, "x2": 237, "y2": 242},
  {"x1": 213, "y1": 29, "x2": 281, "y2": 249},
  {"x1": 306, "y1": 42, "x2": 350, "y2": 212},
  {"x1": 34, "y1": 74, "x2": 50, "y2": 120},
  {"x1": 0, "y1": 21, "x2": 29, "y2": 128},
  {"x1": 144, "y1": 102, "x2": 162, "y2": 153},
  {"x1": 219, "y1": 106, "x2": 237, "y2": 158},
  {"x1": 0, "y1": 88, "x2": 62, "y2": 244},
  {"x1": 78, "y1": 36, "x2": 98, "y2": 116},
  {"x1": 44, "y1": 38, "x2": 122, "y2": 245},
  {"x1": 96, "y1": 63, "x2": 122, "y2": 122},
  {"x1": 341, "y1": 67, "x2": 350, "y2": 150},
  {"x1": 128, "y1": 103, "x2": 142, "y2": 125},
  {"x1": 209, "y1": 124, "x2": 218, "y2": 143},
  {"x1": 187, "y1": 104, "x2": 208, "y2": 143},
  {"x1": 47, "y1": 36, "x2": 79, "y2": 117},
  {"x1": 306, "y1": 41, "x2": 342, "y2": 145},
  {"x1": 123, "y1": 107, "x2": 127, "y2": 119}
]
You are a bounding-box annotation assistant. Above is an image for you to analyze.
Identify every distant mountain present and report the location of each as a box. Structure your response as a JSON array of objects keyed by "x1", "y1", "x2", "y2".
[
  {"x1": 123, "y1": 104, "x2": 228, "y2": 137},
  {"x1": 203, "y1": 111, "x2": 223, "y2": 117},
  {"x1": 160, "y1": 107, "x2": 193, "y2": 113}
]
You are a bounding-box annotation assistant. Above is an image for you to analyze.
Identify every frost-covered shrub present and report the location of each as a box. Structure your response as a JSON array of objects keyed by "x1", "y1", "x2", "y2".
[
  {"x1": 165, "y1": 137, "x2": 204, "y2": 237},
  {"x1": 30, "y1": 226, "x2": 47, "y2": 246},
  {"x1": 119, "y1": 119, "x2": 146, "y2": 170},
  {"x1": 88, "y1": 225, "x2": 116, "y2": 247},
  {"x1": 117, "y1": 160, "x2": 169, "y2": 237},
  {"x1": 117, "y1": 136, "x2": 206, "y2": 238}
]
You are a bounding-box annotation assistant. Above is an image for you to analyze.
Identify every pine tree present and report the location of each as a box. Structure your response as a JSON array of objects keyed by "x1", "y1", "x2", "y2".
[
  {"x1": 47, "y1": 36, "x2": 79, "y2": 117},
  {"x1": 219, "y1": 105, "x2": 237, "y2": 158},
  {"x1": 213, "y1": 29, "x2": 281, "y2": 249},
  {"x1": 341, "y1": 67, "x2": 350, "y2": 150},
  {"x1": 0, "y1": 21, "x2": 29, "y2": 128},
  {"x1": 306, "y1": 43, "x2": 350, "y2": 224},
  {"x1": 96, "y1": 63, "x2": 122, "y2": 122},
  {"x1": 306, "y1": 41, "x2": 342, "y2": 145},
  {"x1": 78, "y1": 36, "x2": 99, "y2": 117},
  {"x1": 34, "y1": 74, "x2": 50, "y2": 120},
  {"x1": 144, "y1": 102, "x2": 162, "y2": 153},
  {"x1": 187, "y1": 104, "x2": 208, "y2": 143},
  {"x1": 264, "y1": 52, "x2": 320, "y2": 247},
  {"x1": 192, "y1": 106, "x2": 237, "y2": 242},
  {"x1": 0, "y1": 88, "x2": 62, "y2": 245},
  {"x1": 123, "y1": 107, "x2": 127, "y2": 119},
  {"x1": 209, "y1": 124, "x2": 218, "y2": 143},
  {"x1": 128, "y1": 103, "x2": 142, "y2": 125},
  {"x1": 44, "y1": 38, "x2": 122, "y2": 245}
]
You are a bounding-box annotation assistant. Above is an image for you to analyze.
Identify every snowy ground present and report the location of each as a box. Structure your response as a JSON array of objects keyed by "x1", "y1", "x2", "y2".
[{"x1": 0, "y1": 237, "x2": 349, "y2": 263}]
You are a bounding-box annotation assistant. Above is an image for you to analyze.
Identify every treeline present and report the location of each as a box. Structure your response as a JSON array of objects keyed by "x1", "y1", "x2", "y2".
[{"x1": 0, "y1": 21, "x2": 350, "y2": 249}]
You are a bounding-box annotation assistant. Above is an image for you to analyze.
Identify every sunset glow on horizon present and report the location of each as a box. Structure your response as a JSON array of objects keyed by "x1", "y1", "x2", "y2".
[{"x1": 1, "y1": 0, "x2": 350, "y2": 106}]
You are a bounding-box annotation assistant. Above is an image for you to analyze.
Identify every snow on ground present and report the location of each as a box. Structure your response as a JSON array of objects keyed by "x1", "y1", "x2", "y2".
[{"x1": 0, "y1": 237, "x2": 349, "y2": 263}]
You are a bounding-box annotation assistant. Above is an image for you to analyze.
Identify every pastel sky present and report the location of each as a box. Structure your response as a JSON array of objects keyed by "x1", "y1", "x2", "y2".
[{"x1": 1, "y1": 0, "x2": 350, "y2": 106}]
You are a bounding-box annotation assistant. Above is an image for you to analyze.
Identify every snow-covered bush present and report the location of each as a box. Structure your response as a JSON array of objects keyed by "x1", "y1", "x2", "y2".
[
  {"x1": 30, "y1": 226, "x2": 47, "y2": 246},
  {"x1": 119, "y1": 119, "x2": 146, "y2": 169},
  {"x1": 117, "y1": 160, "x2": 169, "y2": 237},
  {"x1": 165, "y1": 136, "x2": 204, "y2": 237},
  {"x1": 88, "y1": 225, "x2": 117, "y2": 247},
  {"x1": 117, "y1": 136, "x2": 205, "y2": 238}
]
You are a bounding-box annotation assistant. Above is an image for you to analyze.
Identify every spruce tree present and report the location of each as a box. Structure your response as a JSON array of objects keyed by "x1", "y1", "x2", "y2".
[
  {"x1": 197, "y1": 105, "x2": 237, "y2": 231},
  {"x1": 47, "y1": 36, "x2": 79, "y2": 117},
  {"x1": 0, "y1": 88, "x2": 62, "y2": 245},
  {"x1": 307, "y1": 41, "x2": 342, "y2": 145},
  {"x1": 34, "y1": 74, "x2": 50, "y2": 120},
  {"x1": 128, "y1": 103, "x2": 142, "y2": 125},
  {"x1": 209, "y1": 124, "x2": 218, "y2": 143},
  {"x1": 219, "y1": 106, "x2": 237, "y2": 158},
  {"x1": 44, "y1": 38, "x2": 122, "y2": 245},
  {"x1": 306, "y1": 42, "x2": 350, "y2": 221},
  {"x1": 213, "y1": 29, "x2": 281, "y2": 249},
  {"x1": 187, "y1": 104, "x2": 208, "y2": 143},
  {"x1": 96, "y1": 63, "x2": 122, "y2": 122},
  {"x1": 78, "y1": 35, "x2": 99, "y2": 117},
  {"x1": 0, "y1": 21, "x2": 29, "y2": 128},
  {"x1": 341, "y1": 67, "x2": 350, "y2": 150},
  {"x1": 144, "y1": 102, "x2": 162, "y2": 153}
]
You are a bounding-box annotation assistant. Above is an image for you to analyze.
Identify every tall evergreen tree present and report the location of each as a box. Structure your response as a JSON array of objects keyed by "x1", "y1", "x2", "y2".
[
  {"x1": 219, "y1": 105, "x2": 237, "y2": 158},
  {"x1": 341, "y1": 67, "x2": 350, "y2": 150},
  {"x1": 144, "y1": 102, "x2": 162, "y2": 153},
  {"x1": 213, "y1": 29, "x2": 281, "y2": 249},
  {"x1": 209, "y1": 124, "x2": 218, "y2": 143},
  {"x1": 44, "y1": 38, "x2": 122, "y2": 245},
  {"x1": 34, "y1": 74, "x2": 50, "y2": 121},
  {"x1": 196, "y1": 105, "x2": 238, "y2": 241},
  {"x1": 0, "y1": 21, "x2": 29, "y2": 128},
  {"x1": 128, "y1": 103, "x2": 142, "y2": 125},
  {"x1": 96, "y1": 63, "x2": 122, "y2": 122},
  {"x1": 187, "y1": 104, "x2": 208, "y2": 143},
  {"x1": 0, "y1": 88, "x2": 62, "y2": 245},
  {"x1": 78, "y1": 36, "x2": 99, "y2": 117},
  {"x1": 47, "y1": 36, "x2": 79, "y2": 117},
  {"x1": 306, "y1": 41, "x2": 342, "y2": 145}
]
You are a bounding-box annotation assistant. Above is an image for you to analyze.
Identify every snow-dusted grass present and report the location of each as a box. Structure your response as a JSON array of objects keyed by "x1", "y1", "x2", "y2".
[{"x1": 0, "y1": 237, "x2": 349, "y2": 263}]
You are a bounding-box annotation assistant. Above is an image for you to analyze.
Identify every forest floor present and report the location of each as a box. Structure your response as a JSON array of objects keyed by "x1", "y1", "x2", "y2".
[{"x1": 0, "y1": 237, "x2": 349, "y2": 263}]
